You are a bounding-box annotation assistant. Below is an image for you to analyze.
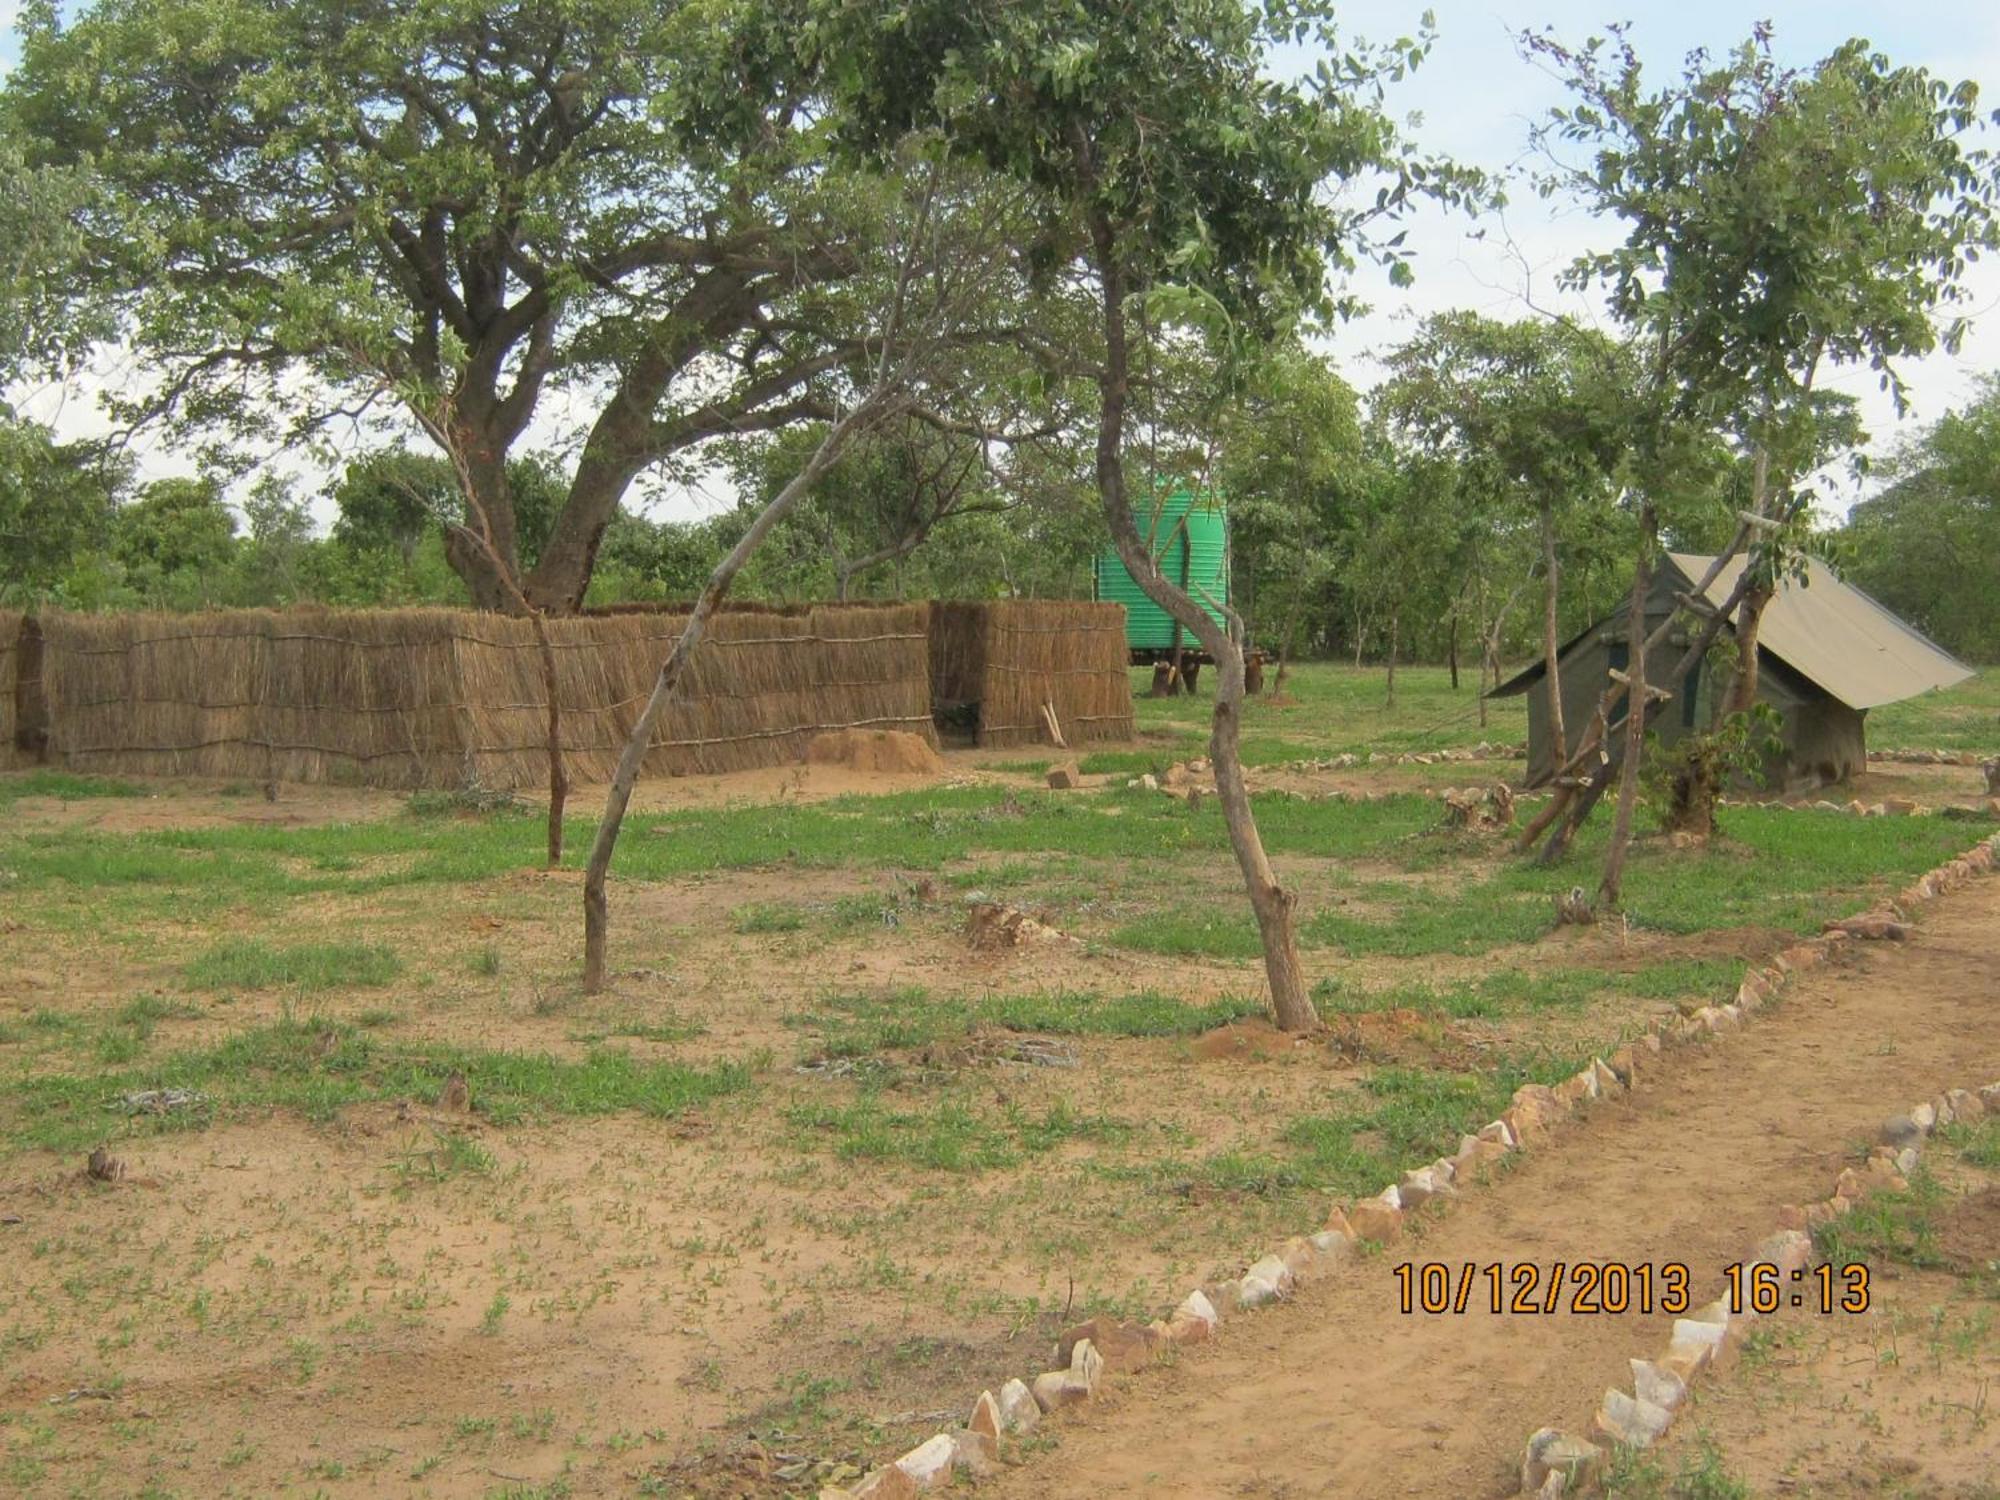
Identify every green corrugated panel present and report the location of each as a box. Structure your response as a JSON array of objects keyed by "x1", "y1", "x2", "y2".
[{"x1": 1093, "y1": 489, "x2": 1229, "y2": 650}]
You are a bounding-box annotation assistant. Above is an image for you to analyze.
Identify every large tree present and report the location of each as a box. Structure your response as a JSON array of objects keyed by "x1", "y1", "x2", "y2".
[
  {"x1": 1521, "y1": 26, "x2": 2000, "y2": 901},
  {"x1": 2, "y1": 0, "x2": 973, "y2": 614},
  {"x1": 1843, "y1": 375, "x2": 2000, "y2": 660},
  {"x1": 823, "y1": 0, "x2": 1479, "y2": 1032},
  {"x1": 1376, "y1": 313, "x2": 1628, "y2": 757}
]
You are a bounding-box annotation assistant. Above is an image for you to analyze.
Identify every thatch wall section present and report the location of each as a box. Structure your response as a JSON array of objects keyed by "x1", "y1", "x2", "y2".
[
  {"x1": 0, "y1": 610, "x2": 24, "y2": 769},
  {"x1": 38, "y1": 605, "x2": 933, "y2": 788},
  {"x1": 954, "y1": 600, "x2": 1134, "y2": 749}
]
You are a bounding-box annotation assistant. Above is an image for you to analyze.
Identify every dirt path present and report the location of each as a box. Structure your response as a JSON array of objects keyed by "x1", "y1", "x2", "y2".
[{"x1": 987, "y1": 871, "x2": 2000, "y2": 1500}]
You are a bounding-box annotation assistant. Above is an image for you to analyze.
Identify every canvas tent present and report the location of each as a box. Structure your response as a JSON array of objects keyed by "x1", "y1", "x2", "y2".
[{"x1": 1490, "y1": 553, "x2": 1973, "y2": 790}]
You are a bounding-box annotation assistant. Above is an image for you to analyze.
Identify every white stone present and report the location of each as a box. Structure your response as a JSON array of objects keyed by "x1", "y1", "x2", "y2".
[
  {"x1": 1238, "y1": 1254, "x2": 1294, "y2": 1308},
  {"x1": 1671, "y1": 1316, "x2": 1728, "y2": 1352},
  {"x1": 1911, "y1": 1102, "x2": 1938, "y2": 1132},
  {"x1": 995, "y1": 1378, "x2": 1039, "y2": 1433},
  {"x1": 1630, "y1": 1359, "x2": 1687, "y2": 1413},
  {"x1": 1595, "y1": 1387, "x2": 1673, "y2": 1447},
  {"x1": 1175, "y1": 1289, "x2": 1219, "y2": 1334},
  {"x1": 894, "y1": 1434, "x2": 958, "y2": 1489}
]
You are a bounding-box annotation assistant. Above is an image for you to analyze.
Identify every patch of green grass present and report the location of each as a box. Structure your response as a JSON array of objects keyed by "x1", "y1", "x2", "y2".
[
  {"x1": 1606, "y1": 1435, "x2": 1754, "y2": 1500},
  {"x1": 1814, "y1": 1167, "x2": 1950, "y2": 1271},
  {"x1": 1316, "y1": 958, "x2": 1742, "y2": 1020},
  {"x1": 787, "y1": 986, "x2": 1264, "y2": 1061},
  {"x1": 1943, "y1": 1117, "x2": 2000, "y2": 1170},
  {"x1": 404, "y1": 786, "x2": 523, "y2": 817},
  {"x1": 1180, "y1": 1055, "x2": 1584, "y2": 1201},
  {"x1": 4, "y1": 1018, "x2": 751, "y2": 1152},
  {"x1": 1109, "y1": 906, "x2": 1263, "y2": 958},
  {"x1": 786, "y1": 1092, "x2": 1129, "y2": 1172},
  {"x1": 389, "y1": 1127, "x2": 495, "y2": 1183},
  {"x1": 731, "y1": 902, "x2": 806, "y2": 934},
  {"x1": 0, "y1": 771, "x2": 146, "y2": 805},
  {"x1": 1864, "y1": 666, "x2": 2000, "y2": 751},
  {"x1": 183, "y1": 939, "x2": 403, "y2": 993}
]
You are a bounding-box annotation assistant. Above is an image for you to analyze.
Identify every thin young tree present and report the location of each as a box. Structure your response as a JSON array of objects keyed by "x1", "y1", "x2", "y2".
[
  {"x1": 580, "y1": 154, "x2": 1035, "y2": 991},
  {"x1": 1520, "y1": 26, "x2": 2000, "y2": 902},
  {"x1": 823, "y1": 0, "x2": 1482, "y2": 1031}
]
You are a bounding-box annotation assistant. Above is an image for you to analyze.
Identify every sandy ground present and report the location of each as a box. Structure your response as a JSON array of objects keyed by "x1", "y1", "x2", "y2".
[
  {"x1": 2, "y1": 748, "x2": 1995, "y2": 1498},
  {"x1": 982, "y1": 873, "x2": 2000, "y2": 1500}
]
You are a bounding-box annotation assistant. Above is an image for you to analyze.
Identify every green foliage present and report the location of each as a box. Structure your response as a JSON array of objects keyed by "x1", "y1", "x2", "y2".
[
  {"x1": 183, "y1": 939, "x2": 403, "y2": 993},
  {"x1": 1642, "y1": 703, "x2": 1786, "y2": 828},
  {"x1": 0, "y1": 413, "x2": 125, "y2": 604},
  {"x1": 1842, "y1": 374, "x2": 2000, "y2": 660},
  {"x1": 6, "y1": 1016, "x2": 751, "y2": 1151}
]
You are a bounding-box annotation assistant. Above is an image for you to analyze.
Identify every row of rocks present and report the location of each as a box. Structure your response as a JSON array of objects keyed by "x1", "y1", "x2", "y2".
[
  {"x1": 1277, "y1": 743, "x2": 1530, "y2": 774},
  {"x1": 831, "y1": 830, "x2": 2000, "y2": 1500},
  {"x1": 1517, "y1": 830, "x2": 2000, "y2": 1498},
  {"x1": 1524, "y1": 1077, "x2": 2000, "y2": 1498},
  {"x1": 1867, "y1": 747, "x2": 1993, "y2": 767}
]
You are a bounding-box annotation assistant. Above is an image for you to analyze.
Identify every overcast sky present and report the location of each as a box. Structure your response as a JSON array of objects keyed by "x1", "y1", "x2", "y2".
[{"x1": 6, "y1": 2, "x2": 2000, "y2": 528}]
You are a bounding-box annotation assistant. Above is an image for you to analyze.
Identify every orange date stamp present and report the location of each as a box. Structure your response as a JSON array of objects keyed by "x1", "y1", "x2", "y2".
[{"x1": 1392, "y1": 1261, "x2": 1872, "y2": 1316}]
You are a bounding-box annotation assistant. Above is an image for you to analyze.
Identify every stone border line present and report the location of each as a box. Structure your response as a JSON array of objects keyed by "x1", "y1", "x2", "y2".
[
  {"x1": 1519, "y1": 1077, "x2": 2000, "y2": 1498},
  {"x1": 820, "y1": 831, "x2": 2000, "y2": 1499}
]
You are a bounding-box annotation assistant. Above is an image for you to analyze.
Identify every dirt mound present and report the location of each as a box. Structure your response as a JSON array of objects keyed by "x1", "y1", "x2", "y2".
[
  {"x1": 1189, "y1": 1017, "x2": 1314, "y2": 1061},
  {"x1": 802, "y1": 728, "x2": 944, "y2": 776}
]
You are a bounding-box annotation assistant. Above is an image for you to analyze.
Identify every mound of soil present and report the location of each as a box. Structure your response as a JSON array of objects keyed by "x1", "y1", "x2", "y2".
[
  {"x1": 802, "y1": 728, "x2": 945, "y2": 776},
  {"x1": 1189, "y1": 1017, "x2": 1315, "y2": 1061}
]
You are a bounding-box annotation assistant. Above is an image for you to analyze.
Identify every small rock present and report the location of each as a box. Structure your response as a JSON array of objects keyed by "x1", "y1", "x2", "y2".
[
  {"x1": 1346, "y1": 1198, "x2": 1403, "y2": 1243},
  {"x1": 1895, "y1": 1146, "x2": 1919, "y2": 1176},
  {"x1": 1477, "y1": 1119, "x2": 1517, "y2": 1148},
  {"x1": 1057, "y1": 1316, "x2": 1157, "y2": 1373},
  {"x1": 1030, "y1": 1371, "x2": 1073, "y2": 1413},
  {"x1": 968, "y1": 1390, "x2": 1002, "y2": 1447},
  {"x1": 1167, "y1": 1289, "x2": 1219, "y2": 1343},
  {"x1": 1591, "y1": 1059, "x2": 1623, "y2": 1096},
  {"x1": 1137, "y1": 773, "x2": 1159, "y2": 791},
  {"x1": 949, "y1": 1429, "x2": 998, "y2": 1478},
  {"x1": 1930, "y1": 1094, "x2": 1958, "y2": 1127},
  {"x1": 1321, "y1": 1206, "x2": 1359, "y2": 1241},
  {"x1": 1606, "y1": 1047, "x2": 1640, "y2": 1087},
  {"x1": 1911, "y1": 1101, "x2": 1938, "y2": 1132},
  {"x1": 1521, "y1": 1429, "x2": 1603, "y2": 1493},
  {"x1": 893, "y1": 1434, "x2": 957, "y2": 1490},
  {"x1": 1307, "y1": 1229, "x2": 1355, "y2": 1264},
  {"x1": 1045, "y1": 764, "x2": 1081, "y2": 791},
  {"x1": 1590, "y1": 1387, "x2": 1673, "y2": 1448},
  {"x1": 1238, "y1": 1254, "x2": 1295, "y2": 1308},
  {"x1": 1879, "y1": 1114, "x2": 1923, "y2": 1149},
  {"x1": 996, "y1": 1378, "x2": 1040, "y2": 1433},
  {"x1": 1630, "y1": 1359, "x2": 1687, "y2": 1413},
  {"x1": 848, "y1": 1465, "x2": 921, "y2": 1499}
]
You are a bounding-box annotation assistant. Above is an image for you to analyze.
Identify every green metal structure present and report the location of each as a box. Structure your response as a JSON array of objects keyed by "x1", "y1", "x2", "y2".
[{"x1": 1091, "y1": 488, "x2": 1230, "y2": 655}]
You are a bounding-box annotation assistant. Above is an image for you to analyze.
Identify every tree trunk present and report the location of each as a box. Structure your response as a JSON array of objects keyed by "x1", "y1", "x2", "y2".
[
  {"x1": 531, "y1": 611, "x2": 567, "y2": 868},
  {"x1": 1725, "y1": 585, "x2": 1775, "y2": 715},
  {"x1": 1599, "y1": 503, "x2": 1659, "y2": 907},
  {"x1": 1086, "y1": 207, "x2": 1315, "y2": 1033},
  {"x1": 1540, "y1": 498, "x2": 1567, "y2": 767},
  {"x1": 1385, "y1": 611, "x2": 1399, "y2": 708},
  {"x1": 582, "y1": 397, "x2": 893, "y2": 992},
  {"x1": 1447, "y1": 612, "x2": 1459, "y2": 691}
]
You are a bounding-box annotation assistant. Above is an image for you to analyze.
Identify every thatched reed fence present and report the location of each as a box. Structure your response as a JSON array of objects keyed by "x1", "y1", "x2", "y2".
[
  {"x1": 1, "y1": 609, "x2": 27, "y2": 769},
  {"x1": 32, "y1": 604, "x2": 934, "y2": 789},
  {"x1": 5, "y1": 599, "x2": 1132, "y2": 787},
  {"x1": 930, "y1": 600, "x2": 1134, "y2": 749}
]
